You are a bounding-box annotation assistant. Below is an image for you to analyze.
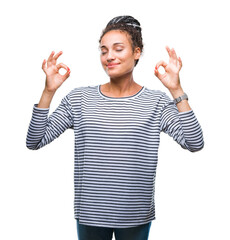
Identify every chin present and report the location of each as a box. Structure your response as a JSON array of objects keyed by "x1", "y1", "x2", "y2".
[
  {"x1": 105, "y1": 69, "x2": 119, "y2": 78},
  {"x1": 105, "y1": 68, "x2": 132, "y2": 79},
  {"x1": 107, "y1": 73, "x2": 126, "y2": 80}
]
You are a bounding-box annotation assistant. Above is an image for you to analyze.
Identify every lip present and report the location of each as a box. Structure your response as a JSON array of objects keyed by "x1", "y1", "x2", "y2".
[{"x1": 107, "y1": 63, "x2": 120, "y2": 68}]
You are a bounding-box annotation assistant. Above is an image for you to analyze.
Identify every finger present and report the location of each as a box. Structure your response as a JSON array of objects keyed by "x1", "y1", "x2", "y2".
[
  {"x1": 59, "y1": 66, "x2": 71, "y2": 82},
  {"x1": 42, "y1": 59, "x2": 47, "y2": 73},
  {"x1": 167, "y1": 47, "x2": 178, "y2": 66},
  {"x1": 171, "y1": 48, "x2": 178, "y2": 61},
  {"x1": 63, "y1": 69, "x2": 71, "y2": 80},
  {"x1": 154, "y1": 61, "x2": 166, "y2": 78},
  {"x1": 178, "y1": 56, "x2": 182, "y2": 70},
  {"x1": 56, "y1": 63, "x2": 69, "y2": 72},
  {"x1": 155, "y1": 60, "x2": 167, "y2": 70},
  {"x1": 57, "y1": 63, "x2": 71, "y2": 79},
  {"x1": 154, "y1": 67, "x2": 164, "y2": 80},
  {"x1": 53, "y1": 51, "x2": 63, "y2": 61},
  {"x1": 166, "y1": 46, "x2": 172, "y2": 58},
  {"x1": 47, "y1": 51, "x2": 55, "y2": 65}
]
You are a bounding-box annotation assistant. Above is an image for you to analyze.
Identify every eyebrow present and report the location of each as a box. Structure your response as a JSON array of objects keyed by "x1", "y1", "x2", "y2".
[{"x1": 100, "y1": 42, "x2": 124, "y2": 49}]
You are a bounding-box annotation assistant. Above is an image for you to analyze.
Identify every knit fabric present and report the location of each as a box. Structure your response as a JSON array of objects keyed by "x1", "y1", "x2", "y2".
[{"x1": 26, "y1": 85, "x2": 204, "y2": 228}]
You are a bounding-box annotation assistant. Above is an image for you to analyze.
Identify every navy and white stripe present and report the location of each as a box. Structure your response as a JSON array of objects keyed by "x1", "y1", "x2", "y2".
[{"x1": 26, "y1": 85, "x2": 204, "y2": 228}]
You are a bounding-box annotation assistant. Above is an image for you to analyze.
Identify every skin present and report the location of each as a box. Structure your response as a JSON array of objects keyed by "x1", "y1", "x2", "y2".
[
  {"x1": 154, "y1": 46, "x2": 191, "y2": 112},
  {"x1": 38, "y1": 51, "x2": 70, "y2": 108},
  {"x1": 38, "y1": 30, "x2": 191, "y2": 112},
  {"x1": 99, "y1": 30, "x2": 142, "y2": 97}
]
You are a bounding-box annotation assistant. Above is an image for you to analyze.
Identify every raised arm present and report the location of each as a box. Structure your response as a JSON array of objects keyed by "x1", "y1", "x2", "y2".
[
  {"x1": 155, "y1": 47, "x2": 204, "y2": 152},
  {"x1": 26, "y1": 51, "x2": 72, "y2": 150},
  {"x1": 38, "y1": 51, "x2": 71, "y2": 108},
  {"x1": 154, "y1": 46, "x2": 190, "y2": 112}
]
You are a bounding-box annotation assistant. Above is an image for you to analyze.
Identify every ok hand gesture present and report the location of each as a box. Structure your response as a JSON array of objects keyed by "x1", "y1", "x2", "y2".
[
  {"x1": 154, "y1": 46, "x2": 182, "y2": 92},
  {"x1": 42, "y1": 51, "x2": 71, "y2": 93}
]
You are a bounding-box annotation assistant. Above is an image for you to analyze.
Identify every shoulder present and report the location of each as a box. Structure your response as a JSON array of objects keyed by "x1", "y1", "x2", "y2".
[
  {"x1": 144, "y1": 87, "x2": 172, "y2": 103},
  {"x1": 67, "y1": 85, "x2": 98, "y2": 98}
]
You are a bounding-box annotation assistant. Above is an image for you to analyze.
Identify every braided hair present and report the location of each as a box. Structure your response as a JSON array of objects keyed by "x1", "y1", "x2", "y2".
[{"x1": 99, "y1": 15, "x2": 143, "y2": 66}]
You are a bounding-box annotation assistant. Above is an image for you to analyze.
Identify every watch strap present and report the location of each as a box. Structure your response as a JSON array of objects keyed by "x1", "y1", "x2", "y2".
[{"x1": 173, "y1": 93, "x2": 188, "y2": 104}]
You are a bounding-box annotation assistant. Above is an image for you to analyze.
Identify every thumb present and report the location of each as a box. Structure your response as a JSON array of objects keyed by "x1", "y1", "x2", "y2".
[
  {"x1": 62, "y1": 67, "x2": 71, "y2": 81},
  {"x1": 154, "y1": 60, "x2": 167, "y2": 81},
  {"x1": 56, "y1": 63, "x2": 71, "y2": 80},
  {"x1": 42, "y1": 59, "x2": 47, "y2": 73},
  {"x1": 154, "y1": 66, "x2": 164, "y2": 81}
]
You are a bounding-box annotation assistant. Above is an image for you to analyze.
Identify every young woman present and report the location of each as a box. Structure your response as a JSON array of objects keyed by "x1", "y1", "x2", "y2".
[{"x1": 26, "y1": 15, "x2": 204, "y2": 240}]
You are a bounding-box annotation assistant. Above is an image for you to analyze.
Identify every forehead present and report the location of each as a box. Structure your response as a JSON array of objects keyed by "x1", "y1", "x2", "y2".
[{"x1": 100, "y1": 30, "x2": 132, "y2": 47}]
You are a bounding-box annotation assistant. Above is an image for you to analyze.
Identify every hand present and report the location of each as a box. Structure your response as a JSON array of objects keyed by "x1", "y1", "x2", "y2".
[
  {"x1": 154, "y1": 46, "x2": 182, "y2": 91},
  {"x1": 42, "y1": 51, "x2": 71, "y2": 93}
]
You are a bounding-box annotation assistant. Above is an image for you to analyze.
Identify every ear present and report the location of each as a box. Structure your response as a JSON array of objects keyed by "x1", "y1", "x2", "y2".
[{"x1": 134, "y1": 47, "x2": 141, "y2": 60}]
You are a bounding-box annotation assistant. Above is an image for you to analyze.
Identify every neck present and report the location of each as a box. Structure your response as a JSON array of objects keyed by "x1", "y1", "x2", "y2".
[{"x1": 108, "y1": 73, "x2": 137, "y2": 95}]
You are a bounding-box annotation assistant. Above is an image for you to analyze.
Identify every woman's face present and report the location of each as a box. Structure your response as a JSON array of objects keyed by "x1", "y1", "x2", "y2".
[{"x1": 100, "y1": 30, "x2": 141, "y2": 79}]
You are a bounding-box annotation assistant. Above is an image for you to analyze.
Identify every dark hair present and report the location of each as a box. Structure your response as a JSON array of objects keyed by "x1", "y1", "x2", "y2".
[{"x1": 99, "y1": 15, "x2": 143, "y2": 66}]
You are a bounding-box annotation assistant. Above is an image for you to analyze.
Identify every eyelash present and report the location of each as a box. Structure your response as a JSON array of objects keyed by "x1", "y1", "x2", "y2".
[{"x1": 101, "y1": 49, "x2": 123, "y2": 55}]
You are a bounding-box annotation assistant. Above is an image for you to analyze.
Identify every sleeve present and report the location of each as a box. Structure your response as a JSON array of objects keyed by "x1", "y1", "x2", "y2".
[
  {"x1": 26, "y1": 94, "x2": 74, "y2": 150},
  {"x1": 160, "y1": 93, "x2": 204, "y2": 152}
]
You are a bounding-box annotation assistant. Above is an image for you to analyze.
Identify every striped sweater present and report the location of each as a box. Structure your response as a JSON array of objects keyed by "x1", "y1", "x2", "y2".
[{"x1": 26, "y1": 84, "x2": 204, "y2": 228}]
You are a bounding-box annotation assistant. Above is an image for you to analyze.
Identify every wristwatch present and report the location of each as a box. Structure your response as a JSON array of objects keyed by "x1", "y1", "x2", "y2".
[{"x1": 173, "y1": 93, "x2": 188, "y2": 104}]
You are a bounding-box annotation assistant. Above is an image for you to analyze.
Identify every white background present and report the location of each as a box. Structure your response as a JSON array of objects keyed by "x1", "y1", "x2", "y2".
[{"x1": 0, "y1": 0, "x2": 229, "y2": 239}]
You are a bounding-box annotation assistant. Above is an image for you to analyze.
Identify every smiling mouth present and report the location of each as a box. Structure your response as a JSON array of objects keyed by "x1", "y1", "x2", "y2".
[{"x1": 107, "y1": 63, "x2": 120, "y2": 68}]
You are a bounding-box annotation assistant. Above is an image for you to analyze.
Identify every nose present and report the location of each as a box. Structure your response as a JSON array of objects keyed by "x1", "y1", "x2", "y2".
[{"x1": 106, "y1": 51, "x2": 115, "y2": 62}]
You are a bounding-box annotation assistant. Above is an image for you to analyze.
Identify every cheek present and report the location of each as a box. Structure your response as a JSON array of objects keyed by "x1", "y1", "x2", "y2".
[
  {"x1": 100, "y1": 56, "x2": 106, "y2": 65},
  {"x1": 122, "y1": 54, "x2": 136, "y2": 67},
  {"x1": 121, "y1": 50, "x2": 135, "y2": 62}
]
